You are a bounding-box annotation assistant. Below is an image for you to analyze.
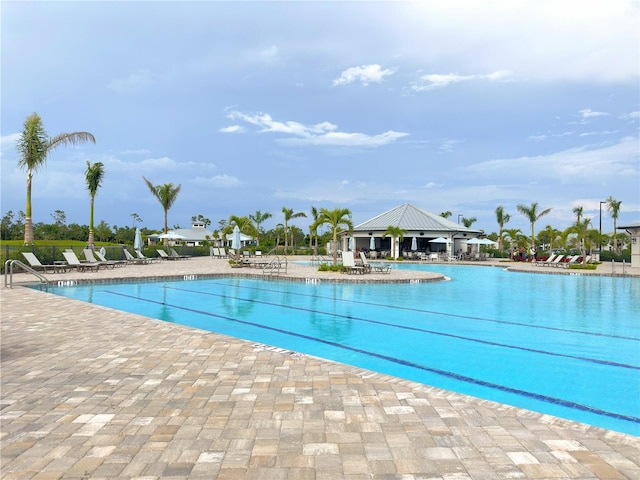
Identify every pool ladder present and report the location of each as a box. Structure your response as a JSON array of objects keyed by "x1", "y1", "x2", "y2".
[{"x1": 4, "y1": 260, "x2": 48, "y2": 291}]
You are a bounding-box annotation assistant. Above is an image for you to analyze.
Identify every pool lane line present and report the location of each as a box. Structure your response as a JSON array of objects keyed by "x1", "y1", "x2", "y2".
[
  {"x1": 163, "y1": 286, "x2": 639, "y2": 371},
  {"x1": 199, "y1": 279, "x2": 640, "y2": 342},
  {"x1": 104, "y1": 289, "x2": 640, "y2": 426}
]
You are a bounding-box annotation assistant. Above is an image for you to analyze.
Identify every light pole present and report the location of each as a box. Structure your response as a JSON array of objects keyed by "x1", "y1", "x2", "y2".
[{"x1": 599, "y1": 201, "x2": 606, "y2": 251}]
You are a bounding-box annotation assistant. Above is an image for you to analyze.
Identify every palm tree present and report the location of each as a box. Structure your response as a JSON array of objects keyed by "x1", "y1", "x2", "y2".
[
  {"x1": 540, "y1": 225, "x2": 560, "y2": 255},
  {"x1": 309, "y1": 206, "x2": 320, "y2": 254},
  {"x1": 440, "y1": 211, "x2": 452, "y2": 218},
  {"x1": 315, "y1": 207, "x2": 353, "y2": 265},
  {"x1": 143, "y1": 177, "x2": 182, "y2": 244},
  {"x1": 567, "y1": 218, "x2": 591, "y2": 265},
  {"x1": 249, "y1": 210, "x2": 272, "y2": 246},
  {"x1": 495, "y1": 205, "x2": 511, "y2": 252},
  {"x1": 383, "y1": 225, "x2": 407, "y2": 260},
  {"x1": 85, "y1": 161, "x2": 105, "y2": 249},
  {"x1": 503, "y1": 228, "x2": 523, "y2": 258},
  {"x1": 282, "y1": 207, "x2": 307, "y2": 255},
  {"x1": 461, "y1": 217, "x2": 477, "y2": 228},
  {"x1": 17, "y1": 112, "x2": 96, "y2": 244},
  {"x1": 573, "y1": 206, "x2": 583, "y2": 223},
  {"x1": 606, "y1": 196, "x2": 622, "y2": 253},
  {"x1": 516, "y1": 202, "x2": 552, "y2": 252}
]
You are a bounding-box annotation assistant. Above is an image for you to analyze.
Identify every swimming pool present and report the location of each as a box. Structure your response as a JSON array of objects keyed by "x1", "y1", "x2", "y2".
[{"x1": 47, "y1": 264, "x2": 640, "y2": 436}]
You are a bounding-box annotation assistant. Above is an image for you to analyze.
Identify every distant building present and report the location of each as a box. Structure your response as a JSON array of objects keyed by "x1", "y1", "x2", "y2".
[
  {"x1": 148, "y1": 222, "x2": 216, "y2": 247},
  {"x1": 618, "y1": 222, "x2": 640, "y2": 268},
  {"x1": 341, "y1": 203, "x2": 482, "y2": 259}
]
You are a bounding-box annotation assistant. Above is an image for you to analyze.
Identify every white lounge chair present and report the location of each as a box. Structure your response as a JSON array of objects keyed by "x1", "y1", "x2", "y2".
[
  {"x1": 123, "y1": 249, "x2": 151, "y2": 264},
  {"x1": 358, "y1": 252, "x2": 373, "y2": 273},
  {"x1": 157, "y1": 249, "x2": 179, "y2": 260},
  {"x1": 83, "y1": 248, "x2": 116, "y2": 269},
  {"x1": 342, "y1": 251, "x2": 365, "y2": 275},
  {"x1": 62, "y1": 250, "x2": 100, "y2": 272},
  {"x1": 94, "y1": 250, "x2": 127, "y2": 267},
  {"x1": 21, "y1": 252, "x2": 67, "y2": 273}
]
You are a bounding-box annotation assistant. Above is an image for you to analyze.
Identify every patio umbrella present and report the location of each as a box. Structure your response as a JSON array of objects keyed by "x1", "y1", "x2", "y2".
[
  {"x1": 157, "y1": 231, "x2": 186, "y2": 240},
  {"x1": 348, "y1": 237, "x2": 354, "y2": 251},
  {"x1": 134, "y1": 228, "x2": 143, "y2": 250},
  {"x1": 411, "y1": 236, "x2": 417, "y2": 251},
  {"x1": 479, "y1": 238, "x2": 498, "y2": 246},
  {"x1": 429, "y1": 237, "x2": 451, "y2": 244},
  {"x1": 231, "y1": 225, "x2": 241, "y2": 250},
  {"x1": 369, "y1": 235, "x2": 376, "y2": 250}
]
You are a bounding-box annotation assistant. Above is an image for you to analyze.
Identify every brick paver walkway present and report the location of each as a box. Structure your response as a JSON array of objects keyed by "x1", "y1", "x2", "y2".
[{"x1": 1, "y1": 257, "x2": 638, "y2": 479}]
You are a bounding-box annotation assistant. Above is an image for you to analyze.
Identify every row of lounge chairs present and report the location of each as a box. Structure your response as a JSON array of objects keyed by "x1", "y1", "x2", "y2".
[
  {"x1": 342, "y1": 251, "x2": 392, "y2": 274},
  {"x1": 532, "y1": 254, "x2": 591, "y2": 268},
  {"x1": 20, "y1": 247, "x2": 187, "y2": 274}
]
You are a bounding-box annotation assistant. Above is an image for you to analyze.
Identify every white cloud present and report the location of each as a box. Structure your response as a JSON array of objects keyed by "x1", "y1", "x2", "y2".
[
  {"x1": 579, "y1": 108, "x2": 608, "y2": 118},
  {"x1": 219, "y1": 125, "x2": 245, "y2": 133},
  {"x1": 332, "y1": 64, "x2": 395, "y2": 86},
  {"x1": 411, "y1": 70, "x2": 511, "y2": 92},
  {"x1": 226, "y1": 110, "x2": 408, "y2": 147},
  {"x1": 194, "y1": 174, "x2": 241, "y2": 187}
]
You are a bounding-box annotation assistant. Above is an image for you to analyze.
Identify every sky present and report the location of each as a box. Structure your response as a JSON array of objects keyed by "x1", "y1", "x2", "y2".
[{"x1": 1, "y1": 0, "x2": 639, "y2": 237}]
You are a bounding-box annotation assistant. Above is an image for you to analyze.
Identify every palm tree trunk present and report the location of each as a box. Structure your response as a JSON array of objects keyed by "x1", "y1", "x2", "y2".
[
  {"x1": 24, "y1": 172, "x2": 34, "y2": 244},
  {"x1": 88, "y1": 196, "x2": 95, "y2": 248}
]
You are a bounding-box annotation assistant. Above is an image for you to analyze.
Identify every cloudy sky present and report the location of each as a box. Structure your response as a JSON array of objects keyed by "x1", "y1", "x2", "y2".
[{"x1": 1, "y1": 0, "x2": 638, "y2": 236}]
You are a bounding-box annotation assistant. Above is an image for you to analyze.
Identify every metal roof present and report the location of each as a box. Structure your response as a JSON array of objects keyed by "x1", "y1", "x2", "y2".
[{"x1": 353, "y1": 203, "x2": 482, "y2": 234}]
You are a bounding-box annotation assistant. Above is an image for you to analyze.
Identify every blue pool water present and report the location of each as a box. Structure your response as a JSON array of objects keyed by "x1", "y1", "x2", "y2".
[{"x1": 47, "y1": 264, "x2": 640, "y2": 436}]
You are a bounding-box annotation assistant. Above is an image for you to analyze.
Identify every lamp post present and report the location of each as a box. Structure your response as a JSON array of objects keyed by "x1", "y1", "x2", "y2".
[{"x1": 599, "y1": 201, "x2": 606, "y2": 251}]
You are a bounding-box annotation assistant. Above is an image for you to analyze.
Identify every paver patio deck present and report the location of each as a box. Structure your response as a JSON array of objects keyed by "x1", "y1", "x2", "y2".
[{"x1": 2, "y1": 256, "x2": 638, "y2": 479}]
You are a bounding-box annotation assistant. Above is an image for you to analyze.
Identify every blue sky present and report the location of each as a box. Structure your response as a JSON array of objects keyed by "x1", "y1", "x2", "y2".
[{"x1": 2, "y1": 0, "x2": 639, "y2": 236}]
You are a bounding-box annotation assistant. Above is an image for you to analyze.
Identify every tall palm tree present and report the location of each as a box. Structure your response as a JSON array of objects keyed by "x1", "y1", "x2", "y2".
[
  {"x1": 143, "y1": 177, "x2": 181, "y2": 244},
  {"x1": 606, "y1": 196, "x2": 622, "y2": 253},
  {"x1": 85, "y1": 161, "x2": 105, "y2": 249},
  {"x1": 315, "y1": 207, "x2": 353, "y2": 265},
  {"x1": 17, "y1": 112, "x2": 96, "y2": 244},
  {"x1": 516, "y1": 202, "x2": 552, "y2": 252},
  {"x1": 282, "y1": 207, "x2": 307, "y2": 255},
  {"x1": 383, "y1": 225, "x2": 407, "y2": 260},
  {"x1": 572, "y1": 205, "x2": 583, "y2": 223},
  {"x1": 440, "y1": 211, "x2": 452, "y2": 218},
  {"x1": 309, "y1": 206, "x2": 320, "y2": 254},
  {"x1": 249, "y1": 210, "x2": 272, "y2": 246},
  {"x1": 495, "y1": 205, "x2": 511, "y2": 252}
]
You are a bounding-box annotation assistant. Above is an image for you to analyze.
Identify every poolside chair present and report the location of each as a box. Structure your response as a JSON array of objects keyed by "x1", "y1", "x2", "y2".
[
  {"x1": 123, "y1": 248, "x2": 151, "y2": 264},
  {"x1": 21, "y1": 252, "x2": 67, "y2": 273},
  {"x1": 83, "y1": 248, "x2": 116, "y2": 269},
  {"x1": 136, "y1": 250, "x2": 159, "y2": 263},
  {"x1": 94, "y1": 250, "x2": 127, "y2": 267},
  {"x1": 533, "y1": 254, "x2": 556, "y2": 266},
  {"x1": 157, "y1": 249, "x2": 179, "y2": 260},
  {"x1": 341, "y1": 251, "x2": 365, "y2": 275},
  {"x1": 62, "y1": 251, "x2": 100, "y2": 272},
  {"x1": 542, "y1": 254, "x2": 564, "y2": 267},
  {"x1": 558, "y1": 255, "x2": 580, "y2": 268},
  {"x1": 170, "y1": 248, "x2": 190, "y2": 260},
  {"x1": 358, "y1": 252, "x2": 373, "y2": 273}
]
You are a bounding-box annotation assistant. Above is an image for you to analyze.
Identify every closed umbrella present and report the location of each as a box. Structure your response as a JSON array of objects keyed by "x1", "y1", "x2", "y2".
[
  {"x1": 231, "y1": 225, "x2": 241, "y2": 250},
  {"x1": 134, "y1": 228, "x2": 143, "y2": 250},
  {"x1": 369, "y1": 235, "x2": 375, "y2": 250},
  {"x1": 348, "y1": 237, "x2": 354, "y2": 251},
  {"x1": 411, "y1": 236, "x2": 417, "y2": 251}
]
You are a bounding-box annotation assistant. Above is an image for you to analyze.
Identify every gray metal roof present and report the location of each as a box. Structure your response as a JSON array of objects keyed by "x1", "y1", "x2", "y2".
[{"x1": 353, "y1": 203, "x2": 482, "y2": 234}]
